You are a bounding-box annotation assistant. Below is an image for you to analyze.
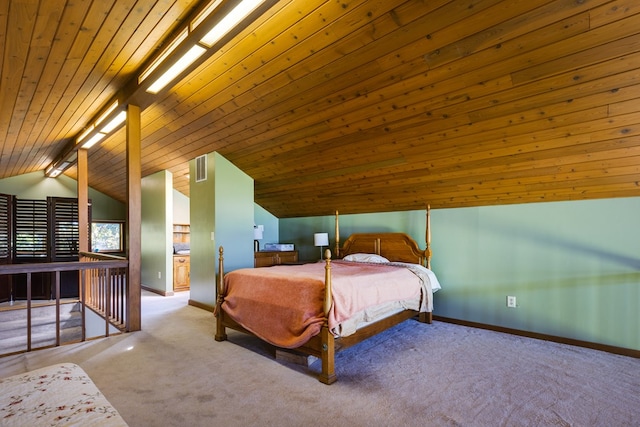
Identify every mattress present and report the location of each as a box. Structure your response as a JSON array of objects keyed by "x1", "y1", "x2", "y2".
[{"x1": 222, "y1": 260, "x2": 441, "y2": 348}]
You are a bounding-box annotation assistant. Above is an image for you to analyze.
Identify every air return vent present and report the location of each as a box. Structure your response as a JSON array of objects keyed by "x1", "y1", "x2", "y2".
[{"x1": 195, "y1": 155, "x2": 207, "y2": 182}]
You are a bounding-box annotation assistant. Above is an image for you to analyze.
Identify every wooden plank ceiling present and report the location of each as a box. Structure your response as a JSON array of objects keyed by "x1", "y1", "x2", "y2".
[{"x1": 1, "y1": 0, "x2": 639, "y2": 218}]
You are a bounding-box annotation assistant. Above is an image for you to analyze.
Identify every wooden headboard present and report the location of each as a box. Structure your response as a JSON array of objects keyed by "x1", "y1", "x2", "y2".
[
  {"x1": 339, "y1": 233, "x2": 429, "y2": 266},
  {"x1": 333, "y1": 205, "x2": 432, "y2": 268}
]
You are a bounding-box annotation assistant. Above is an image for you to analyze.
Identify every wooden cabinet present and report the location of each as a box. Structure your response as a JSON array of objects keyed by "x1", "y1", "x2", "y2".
[
  {"x1": 172, "y1": 224, "x2": 190, "y2": 291},
  {"x1": 254, "y1": 250, "x2": 298, "y2": 267},
  {"x1": 173, "y1": 255, "x2": 190, "y2": 291}
]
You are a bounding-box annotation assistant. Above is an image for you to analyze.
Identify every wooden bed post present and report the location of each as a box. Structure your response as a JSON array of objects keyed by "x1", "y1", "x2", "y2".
[
  {"x1": 215, "y1": 246, "x2": 227, "y2": 342},
  {"x1": 334, "y1": 210, "x2": 340, "y2": 258},
  {"x1": 319, "y1": 248, "x2": 337, "y2": 384},
  {"x1": 425, "y1": 204, "x2": 432, "y2": 270},
  {"x1": 421, "y1": 205, "x2": 433, "y2": 324}
]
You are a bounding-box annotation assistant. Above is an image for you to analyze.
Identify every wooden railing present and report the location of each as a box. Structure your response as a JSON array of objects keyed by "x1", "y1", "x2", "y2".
[
  {"x1": 0, "y1": 253, "x2": 129, "y2": 356},
  {"x1": 79, "y1": 252, "x2": 129, "y2": 332}
]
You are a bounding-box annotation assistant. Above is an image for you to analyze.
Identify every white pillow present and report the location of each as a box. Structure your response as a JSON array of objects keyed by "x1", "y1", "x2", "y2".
[{"x1": 342, "y1": 253, "x2": 389, "y2": 263}]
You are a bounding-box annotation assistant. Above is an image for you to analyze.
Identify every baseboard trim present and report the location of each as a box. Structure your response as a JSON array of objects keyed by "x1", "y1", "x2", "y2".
[
  {"x1": 188, "y1": 299, "x2": 215, "y2": 313},
  {"x1": 433, "y1": 316, "x2": 640, "y2": 359},
  {"x1": 141, "y1": 285, "x2": 174, "y2": 297}
]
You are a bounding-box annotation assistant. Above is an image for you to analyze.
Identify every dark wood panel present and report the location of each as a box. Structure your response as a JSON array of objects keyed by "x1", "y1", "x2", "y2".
[{"x1": 2, "y1": 0, "x2": 640, "y2": 218}]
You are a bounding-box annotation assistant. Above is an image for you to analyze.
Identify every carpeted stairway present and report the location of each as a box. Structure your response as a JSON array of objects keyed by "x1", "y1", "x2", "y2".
[{"x1": 0, "y1": 301, "x2": 83, "y2": 355}]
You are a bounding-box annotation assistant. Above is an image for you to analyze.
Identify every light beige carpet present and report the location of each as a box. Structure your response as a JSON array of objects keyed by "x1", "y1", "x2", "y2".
[{"x1": 1, "y1": 290, "x2": 638, "y2": 426}]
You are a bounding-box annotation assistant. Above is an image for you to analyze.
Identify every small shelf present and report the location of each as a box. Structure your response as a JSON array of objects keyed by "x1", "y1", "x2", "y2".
[{"x1": 173, "y1": 224, "x2": 190, "y2": 244}]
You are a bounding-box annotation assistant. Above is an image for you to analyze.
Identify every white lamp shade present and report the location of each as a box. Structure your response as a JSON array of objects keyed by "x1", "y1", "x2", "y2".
[
  {"x1": 314, "y1": 232, "x2": 329, "y2": 246},
  {"x1": 253, "y1": 226, "x2": 263, "y2": 240}
]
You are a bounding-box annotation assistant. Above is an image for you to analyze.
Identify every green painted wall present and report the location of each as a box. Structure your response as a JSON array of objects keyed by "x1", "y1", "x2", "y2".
[
  {"x1": 141, "y1": 171, "x2": 173, "y2": 293},
  {"x1": 0, "y1": 171, "x2": 125, "y2": 220},
  {"x1": 280, "y1": 197, "x2": 640, "y2": 351},
  {"x1": 190, "y1": 153, "x2": 254, "y2": 309}
]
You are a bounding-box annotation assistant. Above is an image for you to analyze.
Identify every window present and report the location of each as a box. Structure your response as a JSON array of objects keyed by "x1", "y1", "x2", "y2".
[{"x1": 91, "y1": 221, "x2": 124, "y2": 253}]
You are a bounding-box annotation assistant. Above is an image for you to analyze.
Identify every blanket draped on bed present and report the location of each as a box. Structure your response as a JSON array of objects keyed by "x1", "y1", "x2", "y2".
[{"x1": 222, "y1": 261, "x2": 425, "y2": 348}]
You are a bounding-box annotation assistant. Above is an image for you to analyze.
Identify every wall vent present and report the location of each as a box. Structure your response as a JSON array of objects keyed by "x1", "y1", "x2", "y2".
[{"x1": 195, "y1": 155, "x2": 207, "y2": 182}]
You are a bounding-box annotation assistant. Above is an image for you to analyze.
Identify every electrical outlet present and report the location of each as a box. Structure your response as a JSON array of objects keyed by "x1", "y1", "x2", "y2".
[
  {"x1": 507, "y1": 296, "x2": 517, "y2": 308},
  {"x1": 158, "y1": 271, "x2": 162, "y2": 279}
]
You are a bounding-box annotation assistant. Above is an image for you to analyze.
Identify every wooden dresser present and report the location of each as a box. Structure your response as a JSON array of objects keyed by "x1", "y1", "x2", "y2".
[{"x1": 254, "y1": 250, "x2": 298, "y2": 267}]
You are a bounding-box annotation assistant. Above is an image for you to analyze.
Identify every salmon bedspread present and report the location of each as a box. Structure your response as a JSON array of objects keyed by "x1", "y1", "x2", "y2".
[{"x1": 221, "y1": 261, "x2": 429, "y2": 349}]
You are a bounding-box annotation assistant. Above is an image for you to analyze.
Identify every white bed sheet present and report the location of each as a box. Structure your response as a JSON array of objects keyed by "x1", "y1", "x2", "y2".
[{"x1": 332, "y1": 261, "x2": 441, "y2": 337}]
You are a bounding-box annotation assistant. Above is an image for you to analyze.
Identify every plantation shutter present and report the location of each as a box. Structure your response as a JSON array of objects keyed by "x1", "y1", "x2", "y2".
[
  {"x1": 13, "y1": 199, "x2": 48, "y2": 261},
  {"x1": 48, "y1": 197, "x2": 80, "y2": 261},
  {"x1": 0, "y1": 194, "x2": 13, "y2": 302},
  {"x1": 0, "y1": 193, "x2": 12, "y2": 263}
]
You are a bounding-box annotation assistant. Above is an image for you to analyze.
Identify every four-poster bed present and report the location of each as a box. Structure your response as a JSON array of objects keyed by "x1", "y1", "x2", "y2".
[{"x1": 214, "y1": 206, "x2": 439, "y2": 384}]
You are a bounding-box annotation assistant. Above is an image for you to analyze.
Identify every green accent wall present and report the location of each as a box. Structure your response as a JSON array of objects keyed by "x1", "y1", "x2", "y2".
[
  {"x1": 141, "y1": 170, "x2": 173, "y2": 293},
  {"x1": 0, "y1": 171, "x2": 125, "y2": 220},
  {"x1": 189, "y1": 152, "x2": 254, "y2": 309},
  {"x1": 280, "y1": 197, "x2": 640, "y2": 351}
]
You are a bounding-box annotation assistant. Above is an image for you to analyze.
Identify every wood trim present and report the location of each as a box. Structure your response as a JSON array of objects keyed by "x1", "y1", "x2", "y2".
[
  {"x1": 77, "y1": 149, "x2": 89, "y2": 253},
  {"x1": 334, "y1": 205, "x2": 432, "y2": 267},
  {"x1": 141, "y1": 285, "x2": 174, "y2": 297},
  {"x1": 214, "y1": 246, "x2": 227, "y2": 340},
  {"x1": 339, "y1": 232, "x2": 428, "y2": 265},
  {"x1": 334, "y1": 210, "x2": 340, "y2": 258},
  {"x1": 318, "y1": 326, "x2": 336, "y2": 385},
  {"x1": 126, "y1": 104, "x2": 142, "y2": 332},
  {"x1": 189, "y1": 299, "x2": 215, "y2": 313},
  {"x1": 434, "y1": 316, "x2": 640, "y2": 359},
  {"x1": 425, "y1": 204, "x2": 432, "y2": 269},
  {"x1": 335, "y1": 310, "x2": 423, "y2": 350},
  {"x1": 6, "y1": 1, "x2": 640, "y2": 218}
]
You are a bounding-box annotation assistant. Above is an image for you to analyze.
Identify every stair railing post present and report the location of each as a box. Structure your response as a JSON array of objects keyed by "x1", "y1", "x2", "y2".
[{"x1": 55, "y1": 270, "x2": 61, "y2": 346}]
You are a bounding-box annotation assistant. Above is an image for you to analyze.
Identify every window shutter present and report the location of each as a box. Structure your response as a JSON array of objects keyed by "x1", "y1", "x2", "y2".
[
  {"x1": 48, "y1": 197, "x2": 80, "y2": 261},
  {"x1": 13, "y1": 199, "x2": 48, "y2": 260},
  {"x1": 0, "y1": 193, "x2": 12, "y2": 262}
]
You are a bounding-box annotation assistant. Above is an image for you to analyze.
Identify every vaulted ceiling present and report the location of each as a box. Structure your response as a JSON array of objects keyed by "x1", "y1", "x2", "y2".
[{"x1": 1, "y1": 0, "x2": 639, "y2": 218}]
